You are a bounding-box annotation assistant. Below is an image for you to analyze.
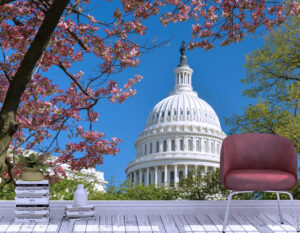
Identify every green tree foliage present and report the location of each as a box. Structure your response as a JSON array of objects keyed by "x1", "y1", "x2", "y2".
[
  {"x1": 1, "y1": 169, "x2": 300, "y2": 200},
  {"x1": 177, "y1": 169, "x2": 229, "y2": 200},
  {"x1": 226, "y1": 17, "x2": 300, "y2": 152}
]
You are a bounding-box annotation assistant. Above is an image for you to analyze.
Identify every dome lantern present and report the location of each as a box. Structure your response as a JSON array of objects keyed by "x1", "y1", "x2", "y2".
[{"x1": 171, "y1": 41, "x2": 194, "y2": 95}]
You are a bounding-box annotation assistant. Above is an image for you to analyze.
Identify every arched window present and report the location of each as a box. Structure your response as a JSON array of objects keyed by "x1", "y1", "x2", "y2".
[
  {"x1": 196, "y1": 140, "x2": 200, "y2": 151},
  {"x1": 180, "y1": 139, "x2": 184, "y2": 151},
  {"x1": 187, "y1": 109, "x2": 190, "y2": 115},
  {"x1": 144, "y1": 144, "x2": 147, "y2": 155},
  {"x1": 188, "y1": 139, "x2": 192, "y2": 151},
  {"x1": 170, "y1": 171, "x2": 174, "y2": 186},
  {"x1": 205, "y1": 141, "x2": 209, "y2": 153},
  {"x1": 161, "y1": 111, "x2": 164, "y2": 118},
  {"x1": 171, "y1": 140, "x2": 175, "y2": 151},
  {"x1": 180, "y1": 109, "x2": 183, "y2": 115},
  {"x1": 174, "y1": 109, "x2": 177, "y2": 115},
  {"x1": 163, "y1": 140, "x2": 167, "y2": 152},
  {"x1": 156, "y1": 141, "x2": 159, "y2": 153},
  {"x1": 150, "y1": 142, "x2": 152, "y2": 154},
  {"x1": 168, "y1": 110, "x2": 171, "y2": 116},
  {"x1": 179, "y1": 171, "x2": 183, "y2": 180}
]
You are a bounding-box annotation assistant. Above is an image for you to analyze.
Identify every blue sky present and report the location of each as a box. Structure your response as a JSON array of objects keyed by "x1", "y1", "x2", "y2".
[{"x1": 86, "y1": 7, "x2": 267, "y2": 184}]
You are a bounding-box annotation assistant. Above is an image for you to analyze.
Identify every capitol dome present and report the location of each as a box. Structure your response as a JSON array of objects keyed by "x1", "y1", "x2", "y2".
[
  {"x1": 145, "y1": 93, "x2": 221, "y2": 129},
  {"x1": 125, "y1": 42, "x2": 226, "y2": 186}
]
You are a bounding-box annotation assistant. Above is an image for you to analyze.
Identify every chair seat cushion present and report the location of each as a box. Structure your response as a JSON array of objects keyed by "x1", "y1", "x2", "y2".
[{"x1": 224, "y1": 169, "x2": 296, "y2": 191}]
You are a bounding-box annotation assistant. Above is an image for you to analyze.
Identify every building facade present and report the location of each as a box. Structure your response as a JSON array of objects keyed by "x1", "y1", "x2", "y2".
[{"x1": 125, "y1": 43, "x2": 226, "y2": 186}]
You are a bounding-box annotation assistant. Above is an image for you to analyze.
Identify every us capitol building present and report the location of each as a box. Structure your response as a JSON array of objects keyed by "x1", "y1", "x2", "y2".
[{"x1": 125, "y1": 42, "x2": 226, "y2": 186}]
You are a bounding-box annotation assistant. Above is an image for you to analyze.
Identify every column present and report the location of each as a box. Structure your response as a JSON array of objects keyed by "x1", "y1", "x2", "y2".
[
  {"x1": 192, "y1": 137, "x2": 196, "y2": 152},
  {"x1": 184, "y1": 164, "x2": 188, "y2": 177},
  {"x1": 175, "y1": 138, "x2": 179, "y2": 151},
  {"x1": 174, "y1": 165, "x2": 178, "y2": 186},
  {"x1": 146, "y1": 167, "x2": 150, "y2": 186},
  {"x1": 154, "y1": 166, "x2": 158, "y2": 187},
  {"x1": 164, "y1": 165, "x2": 168, "y2": 186},
  {"x1": 167, "y1": 139, "x2": 171, "y2": 151},
  {"x1": 201, "y1": 139, "x2": 205, "y2": 152},
  {"x1": 134, "y1": 171, "x2": 137, "y2": 185},
  {"x1": 139, "y1": 169, "x2": 142, "y2": 184},
  {"x1": 194, "y1": 165, "x2": 198, "y2": 178},
  {"x1": 159, "y1": 140, "x2": 163, "y2": 152},
  {"x1": 183, "y1": 138, "x2": 187, "y2": 151}
]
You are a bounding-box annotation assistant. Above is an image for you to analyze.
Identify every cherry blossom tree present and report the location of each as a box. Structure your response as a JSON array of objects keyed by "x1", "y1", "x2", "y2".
[{"x1": 0, "y1": 0, "x2": 299, "y2": 183}]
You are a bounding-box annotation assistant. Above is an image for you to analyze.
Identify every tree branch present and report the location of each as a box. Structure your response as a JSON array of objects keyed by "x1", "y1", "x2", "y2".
[
  {"x1": 58, "y1": 62, "x2": 96, "y2": 100},
  {"x1": 66, "y1": 29, "x2": 88, "y2": 51}
]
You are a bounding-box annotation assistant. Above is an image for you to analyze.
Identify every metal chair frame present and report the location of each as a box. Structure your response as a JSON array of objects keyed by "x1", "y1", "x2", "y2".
[{"x1": 222, "y1": 190, "x2": 300, "y2": 233}]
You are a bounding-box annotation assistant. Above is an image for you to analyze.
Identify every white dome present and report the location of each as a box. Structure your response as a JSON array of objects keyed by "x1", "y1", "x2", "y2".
[{"x1": 145, "y1": 93, "x2": 221, "y2": 129}]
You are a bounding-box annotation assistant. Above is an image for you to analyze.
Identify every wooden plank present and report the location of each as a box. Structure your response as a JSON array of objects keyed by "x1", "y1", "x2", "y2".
[
  {"x1": 136, "y1": 215, "x2": 152, "y2": 233},
  {"x1": 0, "y1": 216, "x2": 13, "y2": 233},
  {"x1": 243, "y1": 215, "x2": 274, "y2": 233},
  {"x1": 124, "y1": 215, "x2": 138, "y2": 233},
  {"x1": 58, "y1": 217, "x2": 74, "y2": 233},
  {"x1": 208, "y1": 214, "x2": 233, "y2": 233},
  {"x1": 73, "y1": 219, "x2": 87, "y2": 232},
  {"x1": 172, "y1": 215, "x2": 192, "y2": 233},
  {"x1": 267, "y1": 214, "x2": 297, "y2": 233},
  {"x1": 257, "y1": 214, "x2": 287, "y2": 232},
  {"x1": 195, "y1": 215, "x2": 220, "y2": 232},
  {"x1": 112, "y1": 215, "x2": 125, "y2": 233},
  {"x1": 184, "y1": 215, "x2": 205, "y2": 232},
  {"x1": 86, "y1": 217, "x2": 100, "y2": 233},
  {"x1": 160, "y1": 215, "x2": 179, "y2": 233},
  {"x1": 46, "y1": 216, "x2": 62, "y2": 233},
  {"x1": 218, "y1": 214, "x2": 246, "y2": 232},
  {"x1": 99, "y1": 215, "x2": 112, "y2": 233},
  {"x1": 148, "y1": 215, "x2": 166, "y2": 233},
  {"x1": 5, "y1": 218, "x2": 22, "y2": 233},
  {"x1": 33, "y1": 223, "x2": 48, "y2": 233},
  {"x1": 282, "y1": 213, "x2": 300, "y2": 231},
  {"x1": 231, "y1": 215, "x2": 259, "y2": 232},
  {"x1": 19, "y1": 223, "x2": 36, "y2": 232}
]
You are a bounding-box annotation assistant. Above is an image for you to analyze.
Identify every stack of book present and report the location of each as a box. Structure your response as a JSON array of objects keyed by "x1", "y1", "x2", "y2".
[
  {"x1": 65, "y1": 205, "x2": 95, "y2": 219},
  {"x1": 15, "y1": 180, "x2": 50, "y2": 223}
]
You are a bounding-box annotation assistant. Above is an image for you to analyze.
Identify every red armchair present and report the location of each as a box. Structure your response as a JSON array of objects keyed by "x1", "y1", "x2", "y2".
[{"x1": 220, "y1": 133, "x2": 299, "y2": 232}]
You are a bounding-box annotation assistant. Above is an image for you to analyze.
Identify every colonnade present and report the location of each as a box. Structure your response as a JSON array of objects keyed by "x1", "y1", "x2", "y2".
[
  {"x1": 137, "y1": 137, "x2": 221, "y2": 158},
  {"x1": 127, "y1": 164, "x2": 217, "y2": 186}
]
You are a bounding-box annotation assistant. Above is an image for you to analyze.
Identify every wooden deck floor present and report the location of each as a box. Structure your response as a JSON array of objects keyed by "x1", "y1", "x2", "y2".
[
  {"x1": 0, "y1": 213, "x2": 299, "y2": 233},
  {"x1": 0, "y1": 200, "x2": 299, "y2": 232}
]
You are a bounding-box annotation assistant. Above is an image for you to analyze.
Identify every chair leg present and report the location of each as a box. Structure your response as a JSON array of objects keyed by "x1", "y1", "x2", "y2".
[
  {"x1": 222, "y1": 191, "x2": 234, "y2": 233},
  {"x1": 276, "y1": 192, "x2": 284, "y2": 224},
  {"x1": 286, "y1": 192, "x2": 300, "y2": 232}
]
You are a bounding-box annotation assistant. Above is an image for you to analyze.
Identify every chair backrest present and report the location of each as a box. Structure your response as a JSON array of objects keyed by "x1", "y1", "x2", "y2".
[{"x1": 220, "y1": 133, "x2": 298, "y2": 185}]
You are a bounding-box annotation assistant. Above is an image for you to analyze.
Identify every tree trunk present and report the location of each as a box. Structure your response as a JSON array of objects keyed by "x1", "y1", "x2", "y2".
[{"x1": 0, "y1": 0, "x2": 70, "y2": 170}]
